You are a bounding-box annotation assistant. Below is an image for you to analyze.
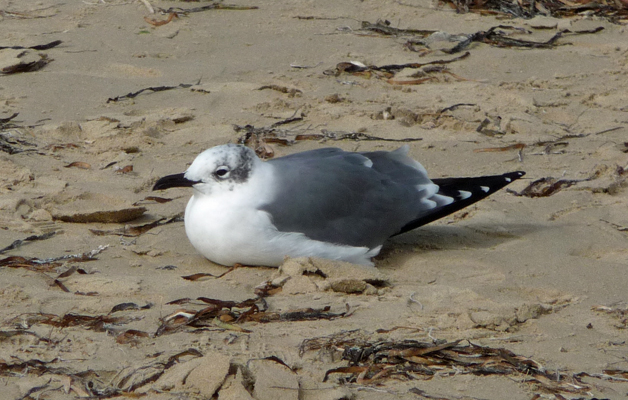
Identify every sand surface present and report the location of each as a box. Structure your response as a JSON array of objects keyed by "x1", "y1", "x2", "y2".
[{"x1": 1, "y1": 1, "x2": 628, "y2": 399}]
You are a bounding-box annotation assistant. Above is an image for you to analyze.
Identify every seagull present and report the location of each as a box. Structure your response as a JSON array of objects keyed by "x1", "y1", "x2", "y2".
[{"x1": 153, "y1": 144, "x2": 524, "y2": 267}]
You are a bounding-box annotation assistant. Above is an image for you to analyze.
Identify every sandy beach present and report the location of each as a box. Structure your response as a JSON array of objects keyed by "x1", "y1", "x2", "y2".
[{"x1": 1, "y1": 1, "x2": 628, "y2": 399}]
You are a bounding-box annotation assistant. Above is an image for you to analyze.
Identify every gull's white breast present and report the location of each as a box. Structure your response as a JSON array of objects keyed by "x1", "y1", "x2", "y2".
[{"x1": 183, "y1": 162, "x2": 379, "y2": 267}]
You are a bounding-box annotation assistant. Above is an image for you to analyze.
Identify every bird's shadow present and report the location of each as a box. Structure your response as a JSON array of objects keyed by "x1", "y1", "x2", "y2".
[{"x1": 376, "y1": 222, "x2": 541, "y2": 265}]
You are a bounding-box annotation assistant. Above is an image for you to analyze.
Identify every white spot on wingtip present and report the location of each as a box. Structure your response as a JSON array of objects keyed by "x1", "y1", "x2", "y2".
[
  {"x1": 433, "y1": 194, "x2": 454, "y2": 206},
  {"x1": 480, "y1": 186, "x2": 489, "y2": 192},
  {"x1": 421, "y1": 198, "x2": 438, "y2": 209},
  {"x1": 363, "y1": 159, "x2": 373, "y2": 168},
  {"x1": 458, "y1": 190, "x2": 472, "y2": 199},
  {"x1": 505, "y1": 177, "x2": 512, "y2": 182}
]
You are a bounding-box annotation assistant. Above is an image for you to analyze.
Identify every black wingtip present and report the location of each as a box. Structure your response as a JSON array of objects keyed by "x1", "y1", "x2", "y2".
[
  {"x1": 505, "y1": 171, "x2": 526, "y2": 180},
  {"x1": 393, "y1": 170, "x2": 526, "y2": 236},
  {"x1": 153, "y1": 173, "x2": 199, "y2": 191}
]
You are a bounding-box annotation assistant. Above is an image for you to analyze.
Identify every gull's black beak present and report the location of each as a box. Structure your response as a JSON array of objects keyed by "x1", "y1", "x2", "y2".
[{"x1": 153, "y1": 173, "x2": 200, "y2": 191}]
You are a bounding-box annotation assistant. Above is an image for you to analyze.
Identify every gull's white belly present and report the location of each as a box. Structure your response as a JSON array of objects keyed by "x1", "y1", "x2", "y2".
[{"x1": 184, "y1": 194, "x2": 380, "y2": 267}]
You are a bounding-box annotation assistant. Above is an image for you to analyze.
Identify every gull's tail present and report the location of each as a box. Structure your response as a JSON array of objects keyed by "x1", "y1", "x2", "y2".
[{"x1": 394, "y1": 171, "x2": 525, "y2": 236}]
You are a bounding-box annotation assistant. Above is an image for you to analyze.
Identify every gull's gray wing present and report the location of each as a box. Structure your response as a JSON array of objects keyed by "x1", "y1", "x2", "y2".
[
  {"x1": 261, "y1": 147, "x2": 434, "y2": 248},
  {"x1": 261, "y1": 146, "x2": 525, "y2": 249}
]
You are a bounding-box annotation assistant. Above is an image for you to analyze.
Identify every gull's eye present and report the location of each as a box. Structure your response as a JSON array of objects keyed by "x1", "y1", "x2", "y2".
[{"x1": 214, "y1": 166, "x2": 230, "y2": 179}]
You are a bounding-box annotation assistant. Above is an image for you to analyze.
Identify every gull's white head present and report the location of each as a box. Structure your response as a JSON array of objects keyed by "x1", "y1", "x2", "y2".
[{"x1": 152, "y1": 144, "x2": 259, "y2": 195}]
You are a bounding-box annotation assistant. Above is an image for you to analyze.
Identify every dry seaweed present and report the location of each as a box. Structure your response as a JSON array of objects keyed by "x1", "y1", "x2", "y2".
[
  {"x1": 475, "y1": 143, "x2": 527, "y2": 153},
  {"x1": 110, "y1": 302, "x2": 153, "y2": 314},
  {"x1": 0, "y1": 348, "x2": 205, "y2": 396},
  {"x1": 0, "y1": 40, "x2": 62, "y2": 51},
  {"x1": 278, "y1": 306, "x2": 347, "y2": 322},
  {"x1": 509, "y1": 177, "x2": 580, "y2": 197},
  {"x1": 257, "y1": 84, "x2": 303, "y2": 96},
  {"x1": 181, "y1": 272, "x2": 219, "y2": 281},
  {"x1": 144, "y1": 12, "x2": 178, "y2": 26},
  {"x1": 476, "y1": 128, "x2": 621, "y2": 160},
  {"x1": 596, "y1": 369, "x2": 628, "y2": 381},
  {"x1": 439, "y1": 103, "x2": 476, "y2": 114},
  {"x1": 0, "y1": 112, "x2": 20, "y2": 126},
  {"x1": 44, "y1": 142, "x2": 80, "y2": 152},
  {"x1": 299, "y1": 329, "x2": 365, "y2": 357},
  {"x1": 441, "y1": 0, "x2": 627, "y2": 23},
  {"x1": 445, "y1": 26, "x2": 603, "y2": 54},
  {"x1": 106, "y1": 81, "x2": 198, "y2": 103},
  {"x1": 358, "y1": 19, "x2": 436, "y2": 37},
  {"x1": 53, "y1": 268, "x2": 74, "y2": 293},
  {"x1": 64, "y1": 161, "x2": 91, "y2": 169},
  {"x1": 0, "y1": 53, "x2": 52, "y2": 74},
  {"x1": 110, "y1": 348, "x2": 204, "y2": 392},
  {"x1": 304, "y1": 130, "x2": 423, "y2": 143},
  {"x1": 0, "y1": 256, "x2": 58, "y2": 272},
  {"x1": 374, "y1": 104, "x2": 482, "y2": 128},
  {"x1": 0, "y1": 358, "x2": 63, "y2": 376},
  {"x1": 0, "y1": 231, "x2": 56, "y2": 254},
  {"x1": 7, "y1": 312, "x2": 137, "y2": 332},
  {"x1": 0, "y1": 131, "x2": 37, "y2": 154},
  {"x1": 133, "y1": 196, "x2": 174, "y2": 205},
  {"x1": 155, "y1": 297, "x2": 260, "y2": 335},
  {"x1": 354, "y1": 19, "x2": 606, "y2": 54},
  {"x1": 53, "y1": 207, "x2": 146, "y2": 223},
  {"x1": 1, "y1": 249, "x2": 103, "y2": 294},
  {"x1": 310, "y1": 335, "x2": 591, "y2": 395},
  {"x1": 156, "y1": 296, "x2": 349, "y2": 336},
  {"x1": 157, "y1": 3, "x2": 258, "y2": 14},
  {"x1": 90, "y1": 216, "x2": 181, "y2": 237},
  {"x1": 0, "y1": 245, "x2": 108, "y2": 271},
  {"x1": 235, "y1": 114, "x2": 422, "y2": 159},
  {"x1": 325, "y1": 52, "x2": 470, "y2": 79}
]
